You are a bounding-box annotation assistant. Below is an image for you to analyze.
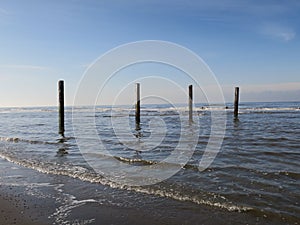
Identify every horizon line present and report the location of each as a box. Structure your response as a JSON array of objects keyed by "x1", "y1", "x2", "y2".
[{"x1": 1, "y1": 99, "x2": 300, "y2": 109}]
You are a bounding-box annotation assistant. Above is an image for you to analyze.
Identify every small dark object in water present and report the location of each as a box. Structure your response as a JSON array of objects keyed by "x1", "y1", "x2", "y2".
[{"x1": 57, "y1": 148, "x2": 68, "y2": 156}]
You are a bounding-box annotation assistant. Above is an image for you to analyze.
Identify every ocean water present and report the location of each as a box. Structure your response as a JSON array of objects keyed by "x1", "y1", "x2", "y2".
[{"x1": 0, "y1": 102, "x2": 299, "y2": 224}]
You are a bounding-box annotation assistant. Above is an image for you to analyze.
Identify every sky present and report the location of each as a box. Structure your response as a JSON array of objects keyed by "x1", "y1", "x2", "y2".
[{"x1": 0, "y1": 0, "x2": 300, "y2": 107}]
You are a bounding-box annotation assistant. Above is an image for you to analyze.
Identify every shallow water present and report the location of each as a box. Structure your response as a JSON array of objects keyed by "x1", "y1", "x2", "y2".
[{"x1": 0, "y1": 102, "x2": 299, "y2": 224}]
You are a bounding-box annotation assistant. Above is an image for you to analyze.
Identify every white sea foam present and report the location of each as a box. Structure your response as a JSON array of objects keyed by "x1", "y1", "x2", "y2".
[{"x1": 0, "y1": 152, "x2": 252, "y2": 213}]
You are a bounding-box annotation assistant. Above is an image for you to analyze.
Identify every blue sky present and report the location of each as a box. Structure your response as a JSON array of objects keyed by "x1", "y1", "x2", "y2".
[{"x1": 0, "y1": 0, "x2": 300, "y2": 107}]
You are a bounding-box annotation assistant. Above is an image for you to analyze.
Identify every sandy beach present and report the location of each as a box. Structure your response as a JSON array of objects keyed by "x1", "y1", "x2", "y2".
[
  {"x1": 0, "y1": 157, "x2": 286, "y2": 225},
  {"x1": 0, "y1": 191, "x2": 44, "y2": 225}
]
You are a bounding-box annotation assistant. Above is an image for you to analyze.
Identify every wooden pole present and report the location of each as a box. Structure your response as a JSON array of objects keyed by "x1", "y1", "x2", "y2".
[
  {"x1": 58, "y1": 80, "x2": 65, "y2": 135},
  {"x1": 135, "y1": 83, "x2": 140, "y2": 127},
  {"x1": 189, "y1": 85, "x2": 193, "y2": 122},
  {"x1": 234, "y1": 87, "x2": 239, "y2": 118}
]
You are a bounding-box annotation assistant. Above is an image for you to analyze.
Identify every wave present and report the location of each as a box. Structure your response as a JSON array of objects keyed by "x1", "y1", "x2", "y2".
[
  {"x1": 97, "y1": 107, "x2": 300, "y2": 117},
  {"x1": 0, "y1": 136, "x2": 57, "y2": 145},
  {"x1": 0, "y1": 107, "x2": 57, "y2": 114},
  {"x1": 0, "y1": 136, "x2": 76, "y2": 149},
  {"x1": 115, "y1": 156, "x2": 157, "y2": 166},
  {"x1": 2, "y1": 105, "x2": 297, "y2": 117},
  {"x1": 0, "y1": 151, "x2": 251, "y2": 213},
  {"x1": 2, "y1": 135, "x2": 298, "y2": 182},
  {"x1": 238, "y1": 107, "x2": 300, "y2": 114},
  {"x1": 1, "y1": 102, "x2": 299, "y2": 112}
]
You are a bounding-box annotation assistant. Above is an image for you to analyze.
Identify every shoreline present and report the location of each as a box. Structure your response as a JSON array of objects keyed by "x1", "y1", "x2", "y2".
[{"x1": 0, "y1": 157, "x2": 293, "y2": 225}]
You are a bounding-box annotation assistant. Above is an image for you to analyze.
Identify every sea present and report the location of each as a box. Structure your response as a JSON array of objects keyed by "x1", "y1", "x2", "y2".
[{"x1": 0, "y1": 101, "x2": 299, "y2": 224}]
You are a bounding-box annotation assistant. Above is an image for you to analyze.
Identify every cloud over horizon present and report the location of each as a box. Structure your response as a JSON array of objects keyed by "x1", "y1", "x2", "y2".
[
  {"x1": 0, "y1": 64, "x2": 49, "y2": 70},
  {"x1": 260, "y1": 23, "x2": 296, "y2": 42},
  {"x1": 222, "y1": 82, "x2": 300, "y2": 102}
]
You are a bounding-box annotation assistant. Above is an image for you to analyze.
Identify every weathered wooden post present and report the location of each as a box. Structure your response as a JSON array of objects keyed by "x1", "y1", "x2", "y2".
[
  {"x1": 135, "y1": 83, "x2": 141, "y2": 128},
  {"x1": 58, "y1": 80, "x2": 65, "y2": 136},
  {"x1": 234, "y1": 87, "x2": 239, "y2": 118},
  {"x1": 189, "y1": 85, "x2": 193, "y2": 122}
]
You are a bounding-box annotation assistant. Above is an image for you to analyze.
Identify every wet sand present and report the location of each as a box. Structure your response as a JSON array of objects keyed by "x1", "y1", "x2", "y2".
[
  {"x1": 0, "y1": 176, "x2": 215, "y2": 225},
  {"x1": 0, "y1": 187, "x2": 172, "y2": 225},
  {"x1": 0, "y1": 192, "x2": 44, "y2": 225},
  {"x1": 0, "y1": 158, "x2": 283, "y2": 225}
]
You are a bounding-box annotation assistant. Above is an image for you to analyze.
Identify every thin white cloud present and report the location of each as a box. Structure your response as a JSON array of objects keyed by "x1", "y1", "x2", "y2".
[
  {"x1": 260, "y1": 23, "x2": 296, "y2": 41},
  {"x1": 242, "y1": 82, "x2": 300, "y2": 92},
  {"x1": 129, "y1": 0, "x2": 299, "y2": 15},
  {"x1": 0, "y1": 64, "x2": 48, "y2": 70},
  {"x1": 0, "y1": 65, "x2": 49, "y2": 80},
  {"x1": 222, "y1": 82, "x2": 300, "y2": 102},
  {"x1": 0, "y1": 8, "x2": 9, "y2": 15},
  {"x1": 78, "y1": 63, "x2": 90, "y2": 69},
  {"x1": 0, "y1": 8, "x2": 12, "y2": 26}
]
